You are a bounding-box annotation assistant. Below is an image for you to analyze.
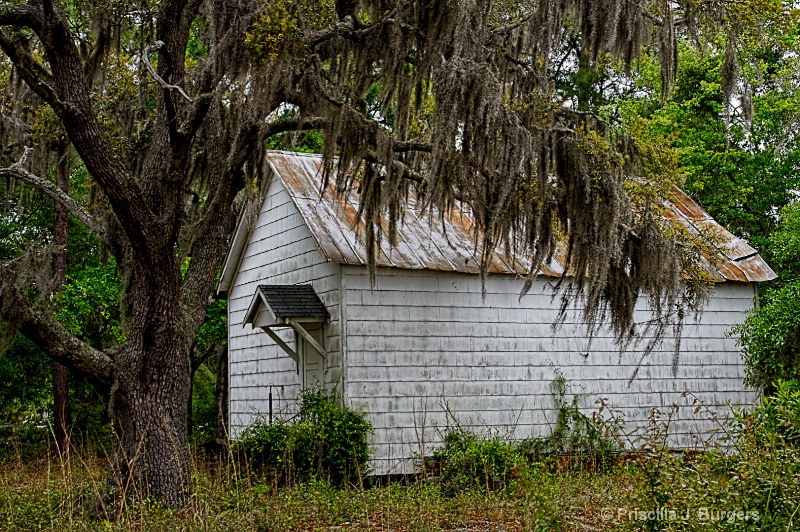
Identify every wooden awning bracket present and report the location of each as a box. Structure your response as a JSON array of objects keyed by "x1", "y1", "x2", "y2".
[
  {"x1": 261, "y1": 326, "x2": 299, "y2": 366},
  {"x1": 287, "y1": 319, "x2": 327, "y2": 359},
  {"x1": 260, "y1": 320, "x2": 326, "y2": 377}
]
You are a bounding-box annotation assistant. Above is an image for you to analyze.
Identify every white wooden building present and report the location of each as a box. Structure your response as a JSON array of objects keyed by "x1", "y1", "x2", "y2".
[{"x1": 216, "y1": 151, "x2": 776, "y2": 474}]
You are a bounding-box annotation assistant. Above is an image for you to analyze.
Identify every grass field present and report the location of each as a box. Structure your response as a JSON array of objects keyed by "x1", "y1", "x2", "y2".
[
  {"x1": 1, "y1": 437, "x2": 796, "y2": 530},
  {"x1": 0, "y1": 450, "x2": 651, "y2": 531},
  {"x1": 3, "y1": 385, "x2": 799, "y2": 531}
]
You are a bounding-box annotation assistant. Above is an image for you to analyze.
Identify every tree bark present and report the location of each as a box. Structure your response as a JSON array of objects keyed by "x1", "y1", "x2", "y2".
[
  {"x1": 0, "y1": 0, "x2": 226, "y2": 508},
  {"x1": 106, "y1": 265, "x2": 192, "y2": 507},
  {"x1": 214, "y1": 345, "x2": 228, "y2": 442},
  {"x1": 52, "y1": 141, "x2": 71, "y2": 456}
]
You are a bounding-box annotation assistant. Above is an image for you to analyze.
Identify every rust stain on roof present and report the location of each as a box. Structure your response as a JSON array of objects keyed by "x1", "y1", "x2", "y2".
[{"x1": 266, "y1": 151, "x2": 776, "y2": 283}]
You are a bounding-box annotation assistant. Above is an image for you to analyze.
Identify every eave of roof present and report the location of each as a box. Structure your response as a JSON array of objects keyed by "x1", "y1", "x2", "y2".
[{"x1": 242, "y1": 284, "x2": 329, "y2": 327}]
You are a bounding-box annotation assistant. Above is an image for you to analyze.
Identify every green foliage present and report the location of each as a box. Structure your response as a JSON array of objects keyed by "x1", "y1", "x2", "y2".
[
  {"x1": 766, "y1": 202, "x2": 800, "y2": 279},
  {"x1": 0, "y1": 450, "x2": 597, "y2": 531},
  {"x1": 0, "y1": 335, "x2": 109, "y2": 458},
  {"x1": 195, "y1": 298, "x2": 227, "y2": 352},
  {"x1": 611, "y1": 32, "x2": 800, "y2": 395},
  {"x1": 625, "y1": 382, "x2": 800, "y2": 531},
  {"x1": 627, "y1": 44, "x2": 800, "y2": 250},
  {"x1": 239, "y1": 389, "x2": 372, "y2": 487},
  {"x1": 190, "y1": 364, "x2": 217, "y2": 444},
  {"x1": 54, "y1": 260, "x2": 124, "y2": 348},
  {"x1": 521, "y1": 371, "x2": 622, "y2": 470},
  {"x1": 434, "y1": 373, "x2": 621, "y2": 499},
  {"x1": 734, "y1": 202, "x2": 800, "y2": 390},
  {"x1": 188, "y1": 298, "x2": 226, "y2": 444},
  {"x1": 246, "y1": 0, "x2": 336, "y2": 60},
  {"x1": 735, "y1": 281, "x2": 800, "y2": 389},
  {"x1": 0, "y1": 156, "x2": 118, "y2": 450},
  {"x1": 745, "y1": 379, "x2": 800, "y2": 444},
  {"x1": 0, "y1": 336, "x2": 51, "y2": 427},
  {"x1": 433, "y1": 427, "x2": 528, "y2": 496},
  {"x1": 265, "y1": 108, "x2": 325, "y2": 154},
  {"x1": 266, "y1": 128, "x2": 324, "y2": 153},
  {"x1": 0, "y1": 196, "x2": 51, "y2": 262}
]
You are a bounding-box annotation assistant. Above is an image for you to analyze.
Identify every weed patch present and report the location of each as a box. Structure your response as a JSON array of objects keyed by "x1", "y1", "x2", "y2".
[{"x1": 521, "y1": 370, "x2": 623, "y2": 471}]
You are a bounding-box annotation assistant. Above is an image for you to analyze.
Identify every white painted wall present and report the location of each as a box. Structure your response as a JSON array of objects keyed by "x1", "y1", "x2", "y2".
[
  {"x1": 227, "y1": 174, "x2": 341, "y2": 437},
  {"x1": 226, "y1": 174, "x2": 758, "y2": 476},
  {"x1": 342, "y1": 266, "x2": 757, "y2": 475}
]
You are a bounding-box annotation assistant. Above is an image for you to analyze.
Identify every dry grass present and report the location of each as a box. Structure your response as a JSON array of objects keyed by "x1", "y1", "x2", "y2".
[{"x1": 0, "y1": 450, "x2": 641, "y2": 531}]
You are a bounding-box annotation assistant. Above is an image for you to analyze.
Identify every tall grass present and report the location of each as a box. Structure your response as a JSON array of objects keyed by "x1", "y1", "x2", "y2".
[
  {"x1": 0, "y1": 442, "x2": 635, "y2": 531},
  {"x1": 3, "y1": 383, "x2": 800, "y2": 531}
]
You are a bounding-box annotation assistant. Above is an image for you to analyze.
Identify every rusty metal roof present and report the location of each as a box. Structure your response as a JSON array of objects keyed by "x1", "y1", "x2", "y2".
[{"x1": 265, "y1": 151, "x2": 776, "y2": 283}]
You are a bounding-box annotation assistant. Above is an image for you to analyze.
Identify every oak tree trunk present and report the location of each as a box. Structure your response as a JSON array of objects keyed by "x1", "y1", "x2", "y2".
[
  {"x1": 214, "y1": 345, "x2": 228, "y2": 442},
  {"x1": 106, "y1": 263, "x2": 192, "y2": 506},
  {"x1": 52, "y1": 141, "x2": 71, "y2": 455}
]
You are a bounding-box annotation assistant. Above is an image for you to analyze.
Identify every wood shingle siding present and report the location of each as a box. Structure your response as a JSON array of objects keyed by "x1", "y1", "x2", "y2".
[
  {"x1": 218, "y1": 152, "x2": 773, "y2": 477},
  {"x1": 227, "y1": 174, "x2": 341, "y2": 434},
  {"x1": 342, "y1": 267, "x2": 756, "y2": 474}
]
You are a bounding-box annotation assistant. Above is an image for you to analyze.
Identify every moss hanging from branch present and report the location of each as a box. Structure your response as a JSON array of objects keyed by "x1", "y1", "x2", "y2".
[{"x1": 239, "y1": 0, "x2": 752, "y2": 347}]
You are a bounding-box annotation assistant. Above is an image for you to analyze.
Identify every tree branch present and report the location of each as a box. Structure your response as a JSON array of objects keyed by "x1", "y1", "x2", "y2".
[
  {"x1": 394, "y1": 139, "x2": 432, "y2": 153},
  {"x1": 142, "y1": 41, "x2": 193, "y2": 102},
  {"x1": 190, "y1": 338, "x2": 224, "y2": 374},
  {"x1": 643, "y1": 12, "x2": 664, "y2": 27},
  {"x1": 175, "y1": 8, "x2": 260, "y2": 139},
  {"x1": 177, "y1": 111, "x2": 303, "y2": 340},
  {"x1": 309, "y1": 14, "x2": 416, "y2": 61},
  {"x1": 0, "y1": 150, "x2": 106, "y2": 238},
  {"x1": 0, "y1": 4, "x2": 37, "y2": 26},
  {"x1": 0, "y1": 30, "x2": 62, "y2": 109},
  {"x1": 0, "y1": 263, "x2": 113, "y2": 391},
  {"x1": 22, "y1": 2, "x2": 162, "y2": 262},
  {"x1": 263, "y1": 116, "x2": 327, "y2": 139},
  {"x1": 178, "y1": 92, "x2": 214, "y2": 138},
  {"x1": 490, "y1": 13, "x2": 536, "y2": 37},
  {"x1": 309, "y1": 18, "x2": 357, "y2": 47}
]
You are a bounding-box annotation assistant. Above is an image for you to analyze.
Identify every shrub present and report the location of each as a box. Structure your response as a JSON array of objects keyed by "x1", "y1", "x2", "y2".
[
  {"x1": 745, "y1": 379, "x2": 800, "y2": 444},
  {"x1": 734, "y1": 280, "x2": 800, "y2": 391},
  {"x1": 239, "y1": 388, "x2": 371, "y2": 487},
  {"x1": 432, "y1": 372, "x2": 623, "y2": 497},
  {"x1": 433, "y1": 427, "x2": 528, "y2": 496},
  {"x1": 520, "y1": 371, "x2": 621, "y2": 471},
  {"x1": 627, "y1": 382, "x2": 800, "y2": 530}
]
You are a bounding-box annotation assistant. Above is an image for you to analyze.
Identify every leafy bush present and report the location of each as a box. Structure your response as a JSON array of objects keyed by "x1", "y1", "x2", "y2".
[
  {"x1": 734, "y1": 202, "x2": 800, "y2": 392},
  {"x1": 521, "y1": 371, "x2": 622, "y2": 470},
  {"x1": 431, "y1": 372, "x2": 623, "y2": 497},
  {"x1": 239, "y1": 389, "x2": 371, "y2": 487},
  {"x1": 745, "y1": 379, "x2": 800, "y2": 444},
  {"x1": 734, "y1": 280, "x2": 800, "y2": 391},
  {"x1": 627, "y1": 382, "x2": 800, "y2": 530},
  {"x1": 433, "y1": 427, "x2": 528, "y2": 496}
]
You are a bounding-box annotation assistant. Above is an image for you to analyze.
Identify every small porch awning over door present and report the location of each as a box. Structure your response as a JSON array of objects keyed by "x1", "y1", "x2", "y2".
[{"x1": 243, "y1": 284, "x2": 329, "y2": 364}]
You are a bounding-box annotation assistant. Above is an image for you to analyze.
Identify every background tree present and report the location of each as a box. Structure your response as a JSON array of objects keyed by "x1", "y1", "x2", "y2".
[
  {"x1": 0, "y1": 0, "x2": 787, "y2": 506},
  {"x1": 51, "y1": 139, "x2": 71, "y2": 456},
  {"x1": 0, "y1": 151, "x2": 120, "y2": 453},
  {"x1": 734, "y1": 203, "x2": 800, "y2": 391},
  {"x1": 600, "y1": 4, "x2": 800, "y2": 393}
]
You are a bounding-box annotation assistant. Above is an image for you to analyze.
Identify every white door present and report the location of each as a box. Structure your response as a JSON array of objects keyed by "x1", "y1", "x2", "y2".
[{"x1": 300, "y1": 324, "x2": 324, "y2": 389}]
